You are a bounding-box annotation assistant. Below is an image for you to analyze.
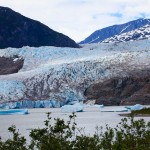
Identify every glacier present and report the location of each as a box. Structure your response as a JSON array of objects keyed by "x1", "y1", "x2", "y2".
[{"x1": 0, "y1": 39, "x2": 150, "y2": 108}]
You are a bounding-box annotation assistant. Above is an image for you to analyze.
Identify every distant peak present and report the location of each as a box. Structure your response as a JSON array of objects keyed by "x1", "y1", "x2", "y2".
[
  {"x1": 102, "y1": 24, "x2": 150, "y2": 43},
  {"x1": 79, "y1": 18, "x2": 150, "y2": 44}
]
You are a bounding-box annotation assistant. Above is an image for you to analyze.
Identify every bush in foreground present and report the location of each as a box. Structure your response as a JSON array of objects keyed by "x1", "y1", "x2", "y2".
[{"x1": 0, "y1": 112, "x2": 150, "y2": 150}]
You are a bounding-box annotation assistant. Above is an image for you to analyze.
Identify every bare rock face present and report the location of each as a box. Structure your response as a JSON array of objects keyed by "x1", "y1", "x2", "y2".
[
  {"x1": 120, "y1": 84, "x2": 150, "y2": 105},
  {"x1": 0, "y1": 56, "x2": 24, "y2": 75},
  {"x1": 84, "y1": 69, "x2": 150, "y2": 105}
]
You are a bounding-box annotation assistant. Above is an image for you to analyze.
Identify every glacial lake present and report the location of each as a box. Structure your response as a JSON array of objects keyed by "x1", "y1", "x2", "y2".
[{"x1": 0, "y1": 106, "x2": 150, "y2": 141}]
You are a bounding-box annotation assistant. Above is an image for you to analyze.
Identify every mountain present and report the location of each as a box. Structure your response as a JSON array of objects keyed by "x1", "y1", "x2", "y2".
[
  {"x1": 0, "y1": 56, "x2": 24, "y2": 75},
  {"x1": 79, "y1": 18, "x2": 150, "y2": 44},
  {"x1": 103, "y1": 24, "x2": 150, "y2": 43},
  {"x1": 0, "y1": 6, "x2": 79, "y2": 48},
  {"x1": 0, "y1": 39, "x2": 150, "y2": 108}
]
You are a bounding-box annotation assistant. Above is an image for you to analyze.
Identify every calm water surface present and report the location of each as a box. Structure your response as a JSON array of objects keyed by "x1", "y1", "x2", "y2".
[{"x1": 0, "y1": 106, "x2": 150, "y2": 141}]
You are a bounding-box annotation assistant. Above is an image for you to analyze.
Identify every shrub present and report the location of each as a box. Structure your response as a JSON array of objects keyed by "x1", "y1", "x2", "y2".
[{"x1": 131, "y1": 107, "x2": 150, "y2": 115}]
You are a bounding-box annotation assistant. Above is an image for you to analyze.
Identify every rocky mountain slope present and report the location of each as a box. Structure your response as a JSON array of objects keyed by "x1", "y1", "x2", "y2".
[
  {"x1": 85, "y1": 69, "x2": 150, "y2": 105},
  {"x1": 0, "y1": 39, "x2": 149, "y2": 107},
  {"x1": 80, "y1": 18, "x2": 150, "y2": 44},
  {"x1": 0, "y1": 6, "x2": 79, "y2": 48},
  {"x1": 103, "y1": 24, "x2": 150, "y2": 43},
  {"x1": 0, "y1": 56, "x2": 24, "y2": 75}
]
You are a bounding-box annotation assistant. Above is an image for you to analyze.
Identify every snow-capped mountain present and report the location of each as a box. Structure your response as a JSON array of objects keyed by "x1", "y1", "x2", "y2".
[
  {"x1": 103, "y1": 24, "x2": 150, "y2": 43},
  {"x1": 0, "y1": 39, "x2": 150, "y2": 107},
  {"x1": 79, "y1": 18, "x2": 150, "y2": 44}
]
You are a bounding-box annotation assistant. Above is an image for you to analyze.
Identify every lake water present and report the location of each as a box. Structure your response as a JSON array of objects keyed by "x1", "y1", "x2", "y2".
[{"x1": 0, "y1": 106, "x2": 150, "y2": 141}]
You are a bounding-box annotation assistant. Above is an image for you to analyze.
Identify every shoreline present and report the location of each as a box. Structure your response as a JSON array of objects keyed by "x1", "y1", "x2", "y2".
[{"x1": 119, "y1": 113, "x2": 150, "y2": 117}]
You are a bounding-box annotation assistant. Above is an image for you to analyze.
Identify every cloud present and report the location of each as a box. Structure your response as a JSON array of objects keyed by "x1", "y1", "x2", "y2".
[
  {"x1": 0, "y1": 0, "x2": 150, "y2": 42},
  {"x1": 110, "y1": 13, "x2": 123, "y2": 18}
]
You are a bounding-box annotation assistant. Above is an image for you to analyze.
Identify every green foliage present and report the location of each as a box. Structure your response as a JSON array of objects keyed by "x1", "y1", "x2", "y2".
[
  {"x1": 0, "y1": 125, "x2": 27, "y2": 150},
  {"x1": 29, "y1": 112, "x2": 77, "y2": 150},
  {"x1": 131, "y1": 107, "x2": 150, "y2": 115},
  {"x1": 0, "y1": 112, "x2": 150, "y2": 150}
]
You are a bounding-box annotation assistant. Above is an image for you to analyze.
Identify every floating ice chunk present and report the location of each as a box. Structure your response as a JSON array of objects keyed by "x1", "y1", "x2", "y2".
[
  {"x1": 125, "y1": 104, "x2": 144, "y2": 110},
  {"x1": 84, "y1": 104, "x2": 104, "y2": 108},
  {"x1": 101, "y1": 107, "x2": 128, "y2": 112},
  {"x1": 61, "y1": 103, "x2": 84, "y2": 113},
  {"x1": 93, "y1": 104, "x2": 104, "y2": 108},
  {"x1": 0, "y1": 109, "x2": 29, "y2": 115}
]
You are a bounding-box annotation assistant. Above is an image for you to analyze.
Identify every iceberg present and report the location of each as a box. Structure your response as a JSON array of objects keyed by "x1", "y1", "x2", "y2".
[
  {"x1": 92, "y1": 104, "x2": 104, "y2": 108},
  {"x1": 125, "y1": 104, "x2": 144, "y2": 110},
  {"x1": 84, "y1": 104, "x2": 104, "y2": 108},
  {"x1": 0, "y1": 109, "x2": 29, "y2": 115},
  {"x1": 61, "y1": 103, "x2": 84, "y2": 113},
  {"x1": 101, "y1": 107, "x2": 128, "y2": 112}
]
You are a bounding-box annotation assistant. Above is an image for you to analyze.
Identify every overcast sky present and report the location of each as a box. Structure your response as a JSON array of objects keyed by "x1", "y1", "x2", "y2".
[{"x1": 0, "y1": 0, "x2": 150, "y2": 42}]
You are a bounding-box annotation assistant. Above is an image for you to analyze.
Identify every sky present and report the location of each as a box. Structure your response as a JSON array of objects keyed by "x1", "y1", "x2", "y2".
[{"x1": 0, "y1": 0, "x2": 150, "y2": 42}]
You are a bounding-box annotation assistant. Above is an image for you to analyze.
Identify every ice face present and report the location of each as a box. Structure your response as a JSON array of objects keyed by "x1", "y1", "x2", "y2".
[{"x1": 0, "y1": 100, "x2": 63, "y2": 109}]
